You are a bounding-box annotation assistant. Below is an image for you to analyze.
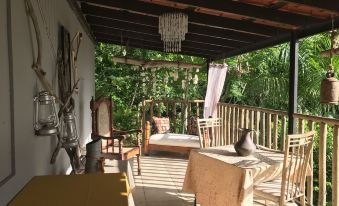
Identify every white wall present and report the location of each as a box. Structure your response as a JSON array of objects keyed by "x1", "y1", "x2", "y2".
[{"x1": 0, "y1": 0, "x2": 95, "y2": 204}]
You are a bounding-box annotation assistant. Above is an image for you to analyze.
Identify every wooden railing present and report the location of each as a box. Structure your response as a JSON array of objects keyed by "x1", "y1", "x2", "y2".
[
  {"x1": 217, "y1": 103, "x2": 339, "y2": 206},
  {"x1": 293, "y1": 113, "x2": 339, "y2": 206},
  {"x1": 141, "y1": 99, "x2": 205, "y2": 134},
  {"x1": 139, "y1": 99, "x2": 339, "y2": 205},
  {"x1": 216, "y1": 103, "x2": 288, "y2": 150}
]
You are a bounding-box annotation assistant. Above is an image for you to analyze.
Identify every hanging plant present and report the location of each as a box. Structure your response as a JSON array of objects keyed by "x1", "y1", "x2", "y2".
[
  {"x1": 173, "y1": 70, "x2": 179, "y2": 81},
  {"x1": 193, "y1": 74, "x2": 199, "y2": 85},
  {"x1": 164, "y1": 73, "x2": 169, "y2": 84}
]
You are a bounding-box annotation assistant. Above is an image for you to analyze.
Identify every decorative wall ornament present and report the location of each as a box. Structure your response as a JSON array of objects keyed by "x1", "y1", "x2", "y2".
[
  {"x1": 50, "y1": 26, "x2": 81, "y2": 174},
  {"x1": 25, "y1": 0, "x2": 58, "y2": 101},
  {"x1": 70, "y1": 32, "x2": 82, "y2": 93},
  {"x1": 33, "y1": 91, "x2": 59, "y2": 136},
  {"x1": 159, "y1": 12, "x2": 188, "y2": 52},
  {"x1": 60, "y1": 112, "x2": 78, "y2": 148}
]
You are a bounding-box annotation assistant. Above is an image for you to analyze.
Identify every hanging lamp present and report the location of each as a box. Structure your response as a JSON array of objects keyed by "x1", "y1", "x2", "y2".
[
  {"x1": 159, "y1": 13, "x2": 188, "y2": 52},
  {"x1": 320, "y1": 18, "x2": 339, "y2": 105}
]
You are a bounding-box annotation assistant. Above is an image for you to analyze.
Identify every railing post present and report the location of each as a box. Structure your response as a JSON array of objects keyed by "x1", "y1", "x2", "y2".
[
  {"x1": 333, "y1": 126, "x2": 339, "y2": 206},
  {"x1": 288, "y1": 32, "x2": 299, "y2": 135},
  {"x1": 319, "y1": 122, "x2": 327, "y2": 206}
]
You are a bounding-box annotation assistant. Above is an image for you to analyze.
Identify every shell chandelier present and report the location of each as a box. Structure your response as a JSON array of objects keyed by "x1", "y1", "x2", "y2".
[{"x1": 159, "y1": 12, "x2": 188, "y2": 53}]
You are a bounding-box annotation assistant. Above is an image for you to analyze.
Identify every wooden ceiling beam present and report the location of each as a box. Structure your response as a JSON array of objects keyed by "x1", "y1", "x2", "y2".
[
  {"x1": 141, "y1": 0, "x2": 321, "y2": 29},
  {"x1": 85, "y1": 12, "x2": 264, "y2": 43},
  {"x1": 93, "y1": 31, "x2": 227, "y2": 54},
  {"x1": 88, "y1": 20, "x2": 250, "y2": 48},
  {"x1": 98, "y1": 38, "x2": 212, "y2": 58},
  {"x1": 238, "y1": 0, "x2": 339, "y2": 19},
  {"x1": 80, "y1": 0, "x2": 284, "y2": 37},
  {"x1": 213, "y1": 17, "x2": 339, "y2": 60},
  {"x1": 282, "y1": 0, "x2": 339, "y2": 16}
]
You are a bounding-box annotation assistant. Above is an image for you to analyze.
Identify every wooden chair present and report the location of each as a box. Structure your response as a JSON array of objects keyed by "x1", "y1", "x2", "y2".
[
  {"x1": 254, "y1": 131, "x2": 315, "y2": 206},
  {"x1": 90, "y1": 96, "x2": 141, "y2": 175},
  {"x1": 197, "y1": 118, "x2": 222, "y2": 148}
]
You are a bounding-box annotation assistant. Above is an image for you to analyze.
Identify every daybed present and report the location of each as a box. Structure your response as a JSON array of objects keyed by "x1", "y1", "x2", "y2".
[
  {"x1": 144, "y1": 117, "x2": 222, "y2": 155},
  {"x1": 144, "y1": 117, "x2": 200, "y2": 155}
]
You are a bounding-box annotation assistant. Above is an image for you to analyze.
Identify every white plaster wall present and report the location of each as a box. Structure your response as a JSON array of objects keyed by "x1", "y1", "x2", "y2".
[{"x1": 0, "y1": 0, "x2": 95, "y2": 204}]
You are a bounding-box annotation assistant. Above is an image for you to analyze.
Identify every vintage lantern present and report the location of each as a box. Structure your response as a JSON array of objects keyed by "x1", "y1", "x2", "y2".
[
  {"x1": 60, "y1": 112, "x2": 79, "y2": 148},
  {"x1": 33, "y1": 91, "x2": 59, "y2": 136},
  {"x1": 320, "y1": 67, "x2": 339, "y2": 104}
]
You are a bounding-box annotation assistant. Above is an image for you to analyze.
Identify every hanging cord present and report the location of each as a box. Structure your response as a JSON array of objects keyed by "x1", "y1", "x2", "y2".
[{"x1": 327, "y1": 16, "x2": 335, "y2": 78}]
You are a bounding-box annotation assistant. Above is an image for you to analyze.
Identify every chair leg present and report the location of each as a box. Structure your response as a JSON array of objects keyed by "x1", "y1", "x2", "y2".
[
  {"x1": 300, "y1": 195, "x2": 306, "y2": 206},
  {"x1": 137, "y1": 154, "x2": 141, "y2": 175}
]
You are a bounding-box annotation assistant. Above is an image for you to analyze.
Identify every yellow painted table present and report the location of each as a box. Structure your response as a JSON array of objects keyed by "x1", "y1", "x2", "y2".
[
  {"x1": 9, "y1": 173, "x2": 132, "y2": 206},
  {"x1": 183, "y1": 145, "x2": 286, "y2": 206}
]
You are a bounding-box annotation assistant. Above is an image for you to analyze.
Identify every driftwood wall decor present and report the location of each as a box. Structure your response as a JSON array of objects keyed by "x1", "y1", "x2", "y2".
[
  {"x1": 25, "y1": 0, "x2": 59, "y2": 103},
  {"x1": 71, "y1": 32, "x2": 82, "y2": 93},
  {"x1": 50, "y1": 26, "x2": 82, "y2": 173}
]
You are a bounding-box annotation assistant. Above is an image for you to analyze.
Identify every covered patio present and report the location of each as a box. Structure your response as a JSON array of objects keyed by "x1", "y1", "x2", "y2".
[
  {"x1": 1, "y1": 0, "x2": 339, "y2": 205},
  {"x1": 77, "y1": 1, "x2": 339, "y2": 204}
]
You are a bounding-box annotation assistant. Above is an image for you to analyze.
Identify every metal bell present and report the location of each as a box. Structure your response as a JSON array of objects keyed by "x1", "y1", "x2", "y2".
[{"x1": 320, "y1": 69, "x2": 339, "y2": 105}]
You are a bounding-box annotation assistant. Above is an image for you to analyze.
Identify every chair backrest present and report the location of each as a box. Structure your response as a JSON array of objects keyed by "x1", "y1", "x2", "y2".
[
  {"x1": 197, "y1": 118, "x2": 222, "y2": 148},
  {"x1": 280, "y1": 131, "x2": 315, "y2": 205},
  {"x1": 90, "y1": 97, "x2": 113, "y2": 152}
]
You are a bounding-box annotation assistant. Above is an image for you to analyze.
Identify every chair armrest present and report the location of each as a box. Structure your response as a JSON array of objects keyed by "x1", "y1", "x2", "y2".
[
  {"x1": 113, "y1": 129, "x2": 142, "y2": 135},
  {"x1": 91, "y1": 133, "x2": 126, "y2": 141},
  {"x1": 256, "y1": 145, "x2": 284, "y2": 154}
]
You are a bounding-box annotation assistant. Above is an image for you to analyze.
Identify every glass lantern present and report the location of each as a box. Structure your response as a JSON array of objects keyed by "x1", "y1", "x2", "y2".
[
  {"x1": 33, "y1": 91, "x2": 59, "y2": 136},
  {"x1": 60, "y1": 112, "x2": 79, "y2": 148}
]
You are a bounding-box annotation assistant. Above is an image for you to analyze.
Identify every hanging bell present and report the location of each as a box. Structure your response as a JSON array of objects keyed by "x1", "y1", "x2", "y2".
[{"x1": 320, "y1": 68, "x2": 339, "y2": 105}]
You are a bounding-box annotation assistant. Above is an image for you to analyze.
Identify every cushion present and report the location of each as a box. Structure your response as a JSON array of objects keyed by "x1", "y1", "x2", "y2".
[
  {"x1": 149, "y1": 133, "x2": 200, "y2": 148},
  {"x1": 152, "y1": 117, "x2": 170, "y2": 134}
]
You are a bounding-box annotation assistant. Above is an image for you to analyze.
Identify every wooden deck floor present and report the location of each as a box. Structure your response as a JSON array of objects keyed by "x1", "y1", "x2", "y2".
[
  {"x1": 131, "y1": 152, "x2": 194, "y2": 206},
  {"x1": 106, "y1": 152, "x2": 271, "y2": 206}
]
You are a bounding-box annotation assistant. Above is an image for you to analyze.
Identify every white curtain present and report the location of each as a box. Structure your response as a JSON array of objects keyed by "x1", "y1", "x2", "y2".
[{"x1": 204, "y1": 63, "x2": 228, "y2": 118}]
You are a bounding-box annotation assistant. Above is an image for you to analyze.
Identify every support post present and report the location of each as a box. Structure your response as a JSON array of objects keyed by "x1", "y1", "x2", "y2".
[
  {"x1": 288, "y1": 32, "x2": 299, "y2": 134},
  {"x1": 206, "y1": 58, "x2": 211, "y2": 79}
]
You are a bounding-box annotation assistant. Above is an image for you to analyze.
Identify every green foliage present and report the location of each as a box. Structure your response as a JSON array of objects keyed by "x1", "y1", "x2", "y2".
[{"x1": 95, "y1": 43, "x2": 207, "y2": 129}]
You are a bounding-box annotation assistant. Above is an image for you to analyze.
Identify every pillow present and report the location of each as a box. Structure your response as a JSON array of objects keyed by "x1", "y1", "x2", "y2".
[{"x1": 152, "y1": 117, "x2": 170, "y2": 134}]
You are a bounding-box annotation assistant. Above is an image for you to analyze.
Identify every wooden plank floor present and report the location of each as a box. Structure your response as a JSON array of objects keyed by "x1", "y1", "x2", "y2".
[
  {"x1": 130, "y1": 152, "x2": 193, "y2": 206},
  {"x1": 105, "y1": 152, "x2": 273, "y2": 206}
]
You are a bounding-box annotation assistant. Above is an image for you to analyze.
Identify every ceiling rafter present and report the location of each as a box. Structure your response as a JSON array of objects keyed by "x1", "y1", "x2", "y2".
[
  {"x1": 93, "y1": 31, "x2": 226, "y2": 54},
  {"x1": 85, "y1": 12, "x2": 264, "y2": 44},
  {"x1": 88, "y1": 19, "x2": 251, "y2": 49},
  {"x1": 214, "y1": 17, "x2": 339, "y2": 60},
  {"x1": 98, "y1": 36, "x2": 213, "y2": 58},
  {"x1": 140, "y1": 0, "x2": 322, "y2": 30},
  {"x1": 238, "y1": 0, "x2": 339, "y2": 18},
  {"x1": 75, "y1": 0, "x2": 339, "y2": 59},
  {"x1": 80, "y1": 0, "x2": 284, "y2": 37}
]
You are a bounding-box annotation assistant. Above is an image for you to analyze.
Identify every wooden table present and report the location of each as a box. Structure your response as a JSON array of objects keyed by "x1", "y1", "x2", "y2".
[
  {"x1": 182, "y1": 145, "x2": 285, "y2": 206},
  {"x1": 9, "y1": 173, "x2": 133, "y2": 206}
]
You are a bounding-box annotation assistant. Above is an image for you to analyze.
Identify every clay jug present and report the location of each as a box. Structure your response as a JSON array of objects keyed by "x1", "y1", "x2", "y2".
[{"x1": 234, "y1": 128, "x2": 256, "y2": 156}]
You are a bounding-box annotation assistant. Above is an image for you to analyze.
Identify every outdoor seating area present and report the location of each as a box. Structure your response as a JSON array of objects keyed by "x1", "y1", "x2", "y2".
[{"x1": 1, "y1": 0, "x2": 339, "y2": 206}]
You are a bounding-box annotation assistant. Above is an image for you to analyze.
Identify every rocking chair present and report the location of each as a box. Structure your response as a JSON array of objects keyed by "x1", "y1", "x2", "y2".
[{"x1": 90, "y1": 97, "x2": 141, "y2": 175}]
